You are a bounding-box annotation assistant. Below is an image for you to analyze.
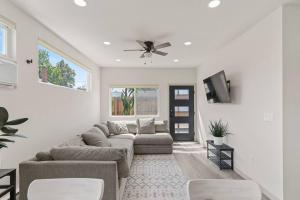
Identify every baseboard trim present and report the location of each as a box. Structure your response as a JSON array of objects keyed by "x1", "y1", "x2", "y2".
[{"x1": 234, "y1": 167, "x2": 280, "y2": 200}]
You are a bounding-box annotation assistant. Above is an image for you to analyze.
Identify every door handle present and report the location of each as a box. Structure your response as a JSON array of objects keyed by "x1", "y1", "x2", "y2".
[{"x1": 170, "y1": 108, "x2": 174, "y2": 118}]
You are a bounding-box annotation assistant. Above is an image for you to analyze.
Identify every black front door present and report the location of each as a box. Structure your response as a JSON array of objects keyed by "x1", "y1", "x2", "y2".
[{"x1": 169, "y1": 86, "x2": 195, "y2": 141}]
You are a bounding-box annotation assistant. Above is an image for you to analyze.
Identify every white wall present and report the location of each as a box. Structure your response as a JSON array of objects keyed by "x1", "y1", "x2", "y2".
[
  {"x1": 282, "y1": 4, "x2": 300, "y2": 200},
  {"x1": 100, "y1": 67, "x2": 196, "y2": 122},
  {"x1": 0, "y1": 0, "x2": 100, "y2": 185},
  {"x1": 196, "y1": 8, "x2": 283, "y2": 199}
]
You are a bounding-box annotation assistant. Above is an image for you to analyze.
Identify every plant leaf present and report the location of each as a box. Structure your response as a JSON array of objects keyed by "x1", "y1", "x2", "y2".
[
  {"x1": 0, "y1": 142, "x2": 8, "y2": 148},
  {"x1": 0, "y1": 138, "x2": 15, "y2": 143},
  {"x1": 1, "y1": 126, "x2": 18, "y2": 134},
  {"x1": 0, "y1": 107, "x2": 9, "y2": 127},
  {"x1": 5, "y1": 118, "x2": 28, "y2": 125},
  {"x1": 0, "y1": 133, "x2": 26, "y2": 138}
]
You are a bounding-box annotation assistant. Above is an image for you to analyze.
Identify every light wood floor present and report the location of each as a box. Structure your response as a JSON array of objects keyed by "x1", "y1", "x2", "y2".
[{"x1": 173, "y1": 142, "x2": 269, "y2": 200}]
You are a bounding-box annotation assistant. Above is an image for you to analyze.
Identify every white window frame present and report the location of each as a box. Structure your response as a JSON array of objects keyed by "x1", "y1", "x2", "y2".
[
  {"x1": 0, "y1": 15, "x2": 16, "y2": 63},
  {"x1": 109, "y1": 85, "x2": 160, "y2": 118},
  {"x1": 37, "y1": 40, "x2": 92, "y2": 92}
]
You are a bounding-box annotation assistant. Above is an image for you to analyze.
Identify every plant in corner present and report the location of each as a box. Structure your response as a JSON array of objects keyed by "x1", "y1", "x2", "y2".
[
  {"x1": 209, "y1": 120, "x2": 230, "y2": 145},
  {"x1": 0, "y1": 107, "x2": 28, "y2": 149}
]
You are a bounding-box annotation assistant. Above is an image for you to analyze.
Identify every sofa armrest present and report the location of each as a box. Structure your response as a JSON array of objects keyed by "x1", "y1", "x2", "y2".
[{"x1": 19, "y1": 160, "x2": 119, "y2": 200}]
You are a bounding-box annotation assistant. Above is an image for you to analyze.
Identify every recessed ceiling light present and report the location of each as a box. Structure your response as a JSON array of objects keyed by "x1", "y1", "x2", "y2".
[
  {"x1": 74, "y1": 0, "x2": 87, "y2": 7},
  {"x1": 174, "y1": 59, "x2": 179, "y2": 63},
  {"x1": 184, "y1": 41, "x2": 192, "y2": 46},
  {"x1": 208, "y1": 0, "x2": 221, "y2": 8},
  {"x1": 103, "y1": 41, "x2": 111, "y2": 46},
  {"x1": 115, "y1": 59, "x2": 121, "y2": 62}
]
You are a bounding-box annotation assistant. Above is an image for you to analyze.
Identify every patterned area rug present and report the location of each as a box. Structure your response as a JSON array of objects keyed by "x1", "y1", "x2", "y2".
[{"x1": 122, "y1": 154, "x2": 188, "y2": 200}]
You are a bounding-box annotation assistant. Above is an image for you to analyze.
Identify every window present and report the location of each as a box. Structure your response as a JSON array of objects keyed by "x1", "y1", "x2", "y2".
[
  {"x1": 0, "y1": 25, "x2": 6, "y2": 55},
  {"x1": 38, "y1": 43, "x2": 90, "y2": 91},
  {"x1": 174, "y1": 89, "x2": 189, "y2": 100},
  {"x1": 0, "y1": 16, "x2": 17, "y2": 87},
  {"x1": 0, "y1": 16, "x2": 16, "y2": 61},
  {"x1": 111, "y1": 87, "x2": 159, "y2": 116},
  {"x1": 175, "y1": 123, "x2": 189, "y2": 134}
]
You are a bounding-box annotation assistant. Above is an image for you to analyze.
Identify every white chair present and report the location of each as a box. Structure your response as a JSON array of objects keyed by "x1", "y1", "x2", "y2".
[
  {"x1": 187, "y1": 179, "x2": 262, "y2": 200},
  {"x1": 28, "y1": 178, "x2": 104, "y2": 200}
]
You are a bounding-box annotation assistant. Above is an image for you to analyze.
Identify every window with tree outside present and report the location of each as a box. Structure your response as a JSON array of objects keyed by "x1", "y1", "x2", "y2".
[
  {"x1": 111, "y1": 87, "x2": 159, "y2": 116},
  {"x1": 38, "y1": 43, "x2": 90, "y2": 91}
]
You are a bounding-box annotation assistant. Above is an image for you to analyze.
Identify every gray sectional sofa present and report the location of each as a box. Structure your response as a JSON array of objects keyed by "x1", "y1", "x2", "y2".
[{"x1": 19, "y1": 119, "x2": 173, "y2": 200}]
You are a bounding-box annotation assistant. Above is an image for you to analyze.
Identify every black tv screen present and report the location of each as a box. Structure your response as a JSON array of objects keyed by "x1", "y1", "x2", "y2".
[{"x1": 203, "y1": 70, "x2": 231, "y2": 103}]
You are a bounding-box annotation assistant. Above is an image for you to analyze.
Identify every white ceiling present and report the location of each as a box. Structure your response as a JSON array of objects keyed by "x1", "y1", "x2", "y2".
[{"x1": 10, "y1": 0, "x2": 284, "y2": 68}]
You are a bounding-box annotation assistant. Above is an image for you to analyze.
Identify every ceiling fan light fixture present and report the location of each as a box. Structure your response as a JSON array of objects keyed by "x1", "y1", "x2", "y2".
[
  {"x1": 144, "y1": 52, "x2": 152, "y2": 58},
  {"x1": 103, "y1": 41, "x2": 111, "y2": 46},
  {"x1": 184, "y1": 41, "x2": 192, "y2": 46},
  {"x1": 208, "y1": 0, "x2": 221, "y2": 8},
  {"x1": 174, "y1": 59, "x2": 179, "y2": 63},
  {"x1": 74, "y1": 0, "x2": 87, "y2": 7}
]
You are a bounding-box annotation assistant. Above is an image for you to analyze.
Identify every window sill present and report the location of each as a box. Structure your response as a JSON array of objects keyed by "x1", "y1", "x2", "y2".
[
  {"x1": 0, "y1": 54, "x2": 17, "y2": 64},
  {"x1": 38, "y1": 80, "x2": 90, "y2": 93},
  {"x1": 109, "y1": 115, "x2": 160, "y2": 119}
]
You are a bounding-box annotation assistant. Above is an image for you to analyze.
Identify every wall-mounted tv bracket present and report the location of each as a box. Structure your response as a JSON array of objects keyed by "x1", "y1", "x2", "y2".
[{"x1": 227, "y1": 80, "x2": 231, "y2": 93}]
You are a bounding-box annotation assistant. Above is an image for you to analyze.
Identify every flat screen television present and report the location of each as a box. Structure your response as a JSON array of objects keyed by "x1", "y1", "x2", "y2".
[{"x1": 203, "y1": 70, "x2": 231, "y2": 103}]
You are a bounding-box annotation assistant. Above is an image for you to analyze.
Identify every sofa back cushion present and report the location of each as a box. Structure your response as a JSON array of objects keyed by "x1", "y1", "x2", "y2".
[
  {"x1": 82, "y1": 128, "x2": 111, "y2": 147},
  {"x1": 155, "y1": 120, "x2": 170, "y2": 133},
  {"x1": 94, "y1": 123, "x2": 110, "y2": 137},
  {"x1": 36, "y1": 151, "x2": 53, "y2": 161},
  {"x1": 107, "y1": 121, "x2": 129, "y2": 135},
  {"x1": 137, "y1": 118, "x2": 155, "y2": 134},
  {"x1": 125, "y1": 121, "x2": 137, "y2": 134},
  {"x1": 50, "y1": 146, "x2": 129, "y2": 178}
]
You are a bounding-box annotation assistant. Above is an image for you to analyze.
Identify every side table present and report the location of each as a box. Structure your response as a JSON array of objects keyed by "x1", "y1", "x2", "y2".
[
  {"x1": 0, "y1": 169, "x2": 16, "y2": 200},
  {"x1": 207, "y1": 140, "x2": 234, "y2": 170}
]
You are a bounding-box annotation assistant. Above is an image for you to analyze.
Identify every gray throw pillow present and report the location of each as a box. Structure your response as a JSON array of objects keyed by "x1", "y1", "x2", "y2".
[
  {"x1": 107, "y1": 121, "x2": 129, "y2": 135},
  {"x1": 94, "y1": 123, "x2": 110, "y2": 137},
  {"x1": 50, "y1": 146, "x2": 129, "y2": 178},
  {"x1": 155, "y1": 120, "x2": 170, "y2": 133},
  {"x1": 137, "y1": 118, "x2": 155, "y2": 134},
  {"x1": 82, "y1": 128, "x2": 111, "y2": 147},
  {"x1": 36, "y1": 151, "x2": 53, "y2": 161}
]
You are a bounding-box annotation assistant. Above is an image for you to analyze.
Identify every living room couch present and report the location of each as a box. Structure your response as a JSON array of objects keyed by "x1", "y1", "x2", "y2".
[{"x1": 19, "y1": 119, "x2": 173, "y2": 200}]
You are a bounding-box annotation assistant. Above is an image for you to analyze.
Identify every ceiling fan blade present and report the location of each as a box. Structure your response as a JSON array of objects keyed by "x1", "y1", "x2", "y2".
[
  {"x1": 154, "y1": 42, "x2": 171, "y2": 49},
  {"x1": 140, "y1": 53, "x2": 145, "y2": 58},
  {"x1": 136, "y1": 40, "x2": 147, "y2": 49},
  {"x1": 123, "y1": 49, "x2": 145, "y2": 51},
  {"x1": 152, "y1": 50, "x2": 168, "y2": 56}
]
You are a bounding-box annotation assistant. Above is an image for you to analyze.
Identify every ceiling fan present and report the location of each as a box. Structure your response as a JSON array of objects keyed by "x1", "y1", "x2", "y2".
[{"x1": 124, "y1": 40, "x2": 171, "y2": 58}]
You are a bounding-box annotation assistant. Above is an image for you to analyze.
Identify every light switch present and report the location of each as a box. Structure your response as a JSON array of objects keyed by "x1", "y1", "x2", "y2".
[{"x1": 264, "y1": 113, "x2": 274, "y2": 122}]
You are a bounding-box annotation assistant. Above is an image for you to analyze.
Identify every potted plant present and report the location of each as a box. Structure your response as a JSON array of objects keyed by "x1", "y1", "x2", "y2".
[
  {"x1": 0, "y1": 107, "x2": 28, "y2": 149},
  {"x1": 209, "y1": 120, "x2": 230, "y2": 145}
]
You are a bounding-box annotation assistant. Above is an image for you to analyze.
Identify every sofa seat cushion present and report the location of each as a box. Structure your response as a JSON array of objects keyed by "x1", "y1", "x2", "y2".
[
  {"x1": 109, "y1": 138, "x2": 134, "y2": 167},
  {"x1": 134, "y1": 133, "x2": 173, "y2": 145},
  {"x1": 109, "y1": 134, "x2": 136, "y2": 140},
  {"x1": 134, "y1": 145, "x2": 173, "y2": 154}
]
